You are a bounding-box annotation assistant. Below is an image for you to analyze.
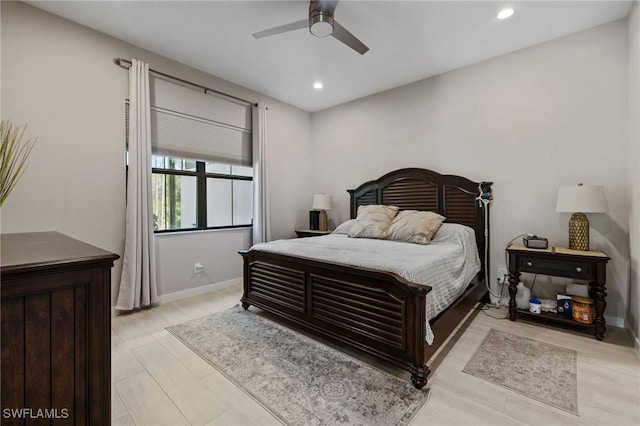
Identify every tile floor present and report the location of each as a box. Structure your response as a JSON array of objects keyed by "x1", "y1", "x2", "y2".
[{"x1": 111, "y1": 284, "x2": 640, "y2": 425}]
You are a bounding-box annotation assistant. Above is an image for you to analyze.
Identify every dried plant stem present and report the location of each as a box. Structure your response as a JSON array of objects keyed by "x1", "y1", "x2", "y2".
[{"x1": 0, "y1": 120, "x2": 37, "y2": 207}]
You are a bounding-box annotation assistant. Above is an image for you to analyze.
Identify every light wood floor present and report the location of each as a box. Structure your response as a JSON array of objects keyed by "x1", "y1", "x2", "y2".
[{"x1": 111, "y1": 284, "x2": 640, "y2": 425}]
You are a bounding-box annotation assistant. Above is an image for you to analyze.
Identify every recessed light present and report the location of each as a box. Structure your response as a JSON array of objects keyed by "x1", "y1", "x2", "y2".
[
  {"x1": 497, "y1": 8, "x2": 514, "y2": 20},
  {"x1": 313, "y1": 82, "x2": 323, "y2": 90}
]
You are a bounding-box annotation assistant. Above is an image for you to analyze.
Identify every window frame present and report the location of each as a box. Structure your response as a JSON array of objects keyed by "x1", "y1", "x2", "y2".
[{"x1": 152, "y1": 159, "x2": 253, "y2": 234}]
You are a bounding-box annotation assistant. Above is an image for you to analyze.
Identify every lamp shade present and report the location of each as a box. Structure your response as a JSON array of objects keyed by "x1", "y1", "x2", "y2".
[
  {"x1": 556, "y1": 184, "x2": 607, "y2": 213},
  {"x1": 312, "y1": 194, "x2": 333, "y2": 211}
]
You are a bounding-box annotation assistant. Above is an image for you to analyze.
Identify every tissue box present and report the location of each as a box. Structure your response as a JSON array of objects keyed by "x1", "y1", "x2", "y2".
[
  {"x1": 566, "y1": 283, "x2": 589, "y2": 297},
  {"x1": 557, "y1": 295, "x2": 572, "y2": 316}
]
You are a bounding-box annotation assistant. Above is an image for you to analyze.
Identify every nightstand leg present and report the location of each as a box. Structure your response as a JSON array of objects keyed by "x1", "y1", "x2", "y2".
[
  {"x1": 592, "y1": 281, "x2": 607, "y2": 341},
  {"x1": 508, "y1": 272, "x2": 519, "y2": 321}
]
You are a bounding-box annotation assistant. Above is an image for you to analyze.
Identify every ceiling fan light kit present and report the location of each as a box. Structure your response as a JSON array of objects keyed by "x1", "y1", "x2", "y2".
[
  {"x1": 310, "y1": 10, "x2": 334, "y2": 37},
  {"x1": 252, "y1": 0, "x2": 369, "y2": 55}
]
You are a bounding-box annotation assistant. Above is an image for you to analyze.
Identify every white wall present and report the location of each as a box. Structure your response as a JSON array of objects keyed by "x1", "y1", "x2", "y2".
[
  {"x1": 627, "y1": 1, "x2": 640, "y2": 348},
  {"x1": 311, "y1": 20, "x2": 630, "y2": 326},
  {"x1": 2, "y1": 2, "x2": 634, "y2": 328},
  {"x1": 0, "y1": 1, "x2": 313, "y2": 303}
]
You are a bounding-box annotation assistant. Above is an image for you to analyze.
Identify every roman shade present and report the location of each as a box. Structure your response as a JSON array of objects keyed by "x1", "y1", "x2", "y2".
[{"x1": 149, "y1": 77, "x2": 252, "y2": 166}]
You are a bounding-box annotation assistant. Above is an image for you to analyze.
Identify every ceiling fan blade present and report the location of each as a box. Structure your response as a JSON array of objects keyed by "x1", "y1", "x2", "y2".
[
  {"x1": 252, "y1": 19, "x2": 308, "y2": 39},
  {"x1": 331, "y1": 20, "x2": 369, "y2": 55}
]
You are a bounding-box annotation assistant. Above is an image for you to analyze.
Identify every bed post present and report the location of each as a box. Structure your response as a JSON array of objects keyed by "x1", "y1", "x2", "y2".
[
  {"x1": 409, "y1": 364, "x2": 430, "y2": 389},
  {"x1": 478, "y1": 181, "x2": 493, "y2": 284},
  {"x1": 239, "y1": 249, "x2": 251, "y2": 310},
  {"x1": 408, "y1": 291, "x2": 429, "y2": 389}
]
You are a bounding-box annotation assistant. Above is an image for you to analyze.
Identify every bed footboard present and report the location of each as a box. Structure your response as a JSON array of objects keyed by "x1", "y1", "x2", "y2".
[{"x1": 239, "y1": 249, "x2": 432, "y2": 388}]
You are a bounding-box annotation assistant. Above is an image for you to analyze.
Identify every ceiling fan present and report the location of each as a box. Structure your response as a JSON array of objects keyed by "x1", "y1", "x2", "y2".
[{"x1": 252, "y1": 0, "x2": 369, "y2": 55}]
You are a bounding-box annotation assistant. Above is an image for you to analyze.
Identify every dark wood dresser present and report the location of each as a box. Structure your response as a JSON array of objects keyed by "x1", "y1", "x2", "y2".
[{"x1": 1, "y1": 232, "x2": 119, "y2": 425}]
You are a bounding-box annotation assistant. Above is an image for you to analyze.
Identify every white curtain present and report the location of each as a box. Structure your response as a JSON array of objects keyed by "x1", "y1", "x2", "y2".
[
  {"x1": 252, "y1": 102, "x2": 271, "y2": 244},
  {"x1": 117, "y1": 59, "x2": 158, "y2": 310}
]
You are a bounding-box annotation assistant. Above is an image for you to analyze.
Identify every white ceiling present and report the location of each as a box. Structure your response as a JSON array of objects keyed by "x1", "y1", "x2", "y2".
[{"x1": 28, "y1": 1, "x2": 633, "y2": 112}]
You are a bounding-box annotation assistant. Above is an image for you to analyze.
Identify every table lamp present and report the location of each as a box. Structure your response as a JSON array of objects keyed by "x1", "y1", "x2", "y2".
[
  {"x1": 556, "y1": 184, "x2": 606, "y2": 251},
  {"x1": 312, "y1": 194, "x2": 332, "y2": 232}
]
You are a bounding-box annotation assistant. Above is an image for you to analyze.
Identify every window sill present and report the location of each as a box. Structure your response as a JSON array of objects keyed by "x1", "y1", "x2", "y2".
[{"x1": 154, "y1": 227, "x2": 252, "y2": 237}]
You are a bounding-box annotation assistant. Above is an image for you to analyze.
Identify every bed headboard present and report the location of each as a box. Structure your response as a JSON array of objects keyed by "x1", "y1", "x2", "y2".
[{"x1": 347, "y1": 168, "x2": 493, "y2": 280}]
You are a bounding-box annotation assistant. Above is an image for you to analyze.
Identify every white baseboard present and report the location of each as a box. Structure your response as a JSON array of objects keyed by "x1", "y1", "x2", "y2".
[
  {"x1": 112, "y1": 277, "x2": 242, "y2": 316},
  {"x1": 629, "y1": 323, "x2": 640, "y2": 358},
  {"x1": 157, "y1": 277, "x2": 242, "y2": 304},
  {"x1": 604, "y1": 315, "x2": 624, "y2": 328}
]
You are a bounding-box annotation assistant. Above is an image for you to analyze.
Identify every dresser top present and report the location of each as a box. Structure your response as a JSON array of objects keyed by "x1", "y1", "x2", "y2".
[{"x1": 1, "y1": 231, "x2": 119, "y2": 274}]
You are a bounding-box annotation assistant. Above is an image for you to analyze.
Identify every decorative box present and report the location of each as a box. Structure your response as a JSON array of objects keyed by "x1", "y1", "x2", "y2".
[{"x1": 557, "y1": 295, "x2": 572, "y2": 317}]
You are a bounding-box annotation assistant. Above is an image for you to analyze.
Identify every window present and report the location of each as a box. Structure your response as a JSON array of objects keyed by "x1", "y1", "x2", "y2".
[
  {"x1": 152, "y1": 155, "x2": 253, "y2": 232},
  {"x1": 126, "y1": 76, "x2": 254, "y2": 233}
]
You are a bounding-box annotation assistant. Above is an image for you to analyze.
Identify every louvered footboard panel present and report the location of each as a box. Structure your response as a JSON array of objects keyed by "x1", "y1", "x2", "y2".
[
  {"x1": 310, "y1": 275, "x2": 406, "y2": 350},
  {"x1": 248, "y1": 262, "x2": 305, "y2": 313}
]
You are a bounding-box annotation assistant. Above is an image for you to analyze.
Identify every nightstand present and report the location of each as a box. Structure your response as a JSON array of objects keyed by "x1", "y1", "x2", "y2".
[
  {"x1": 507, "y1": 244, "x2": 610, "y2": 340},
  {"x1": 295, "y1": 229, "x2": 332, "y2": 238}
]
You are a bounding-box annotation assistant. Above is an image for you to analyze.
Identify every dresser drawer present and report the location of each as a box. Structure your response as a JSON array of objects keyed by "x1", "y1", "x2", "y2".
[{"x1": 517, "y1": 257, "x2": 594, "y2": 280}]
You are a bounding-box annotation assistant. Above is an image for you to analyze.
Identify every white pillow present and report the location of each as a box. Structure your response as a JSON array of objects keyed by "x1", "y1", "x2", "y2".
[
  {"x1": 431, "y1": 223, "x2": 476, "y2": 244},
  {"x1": 332, "y1": 219, "x2": 357, "y2": 235},
  {"x1": 386, "y1": 210, "x2": 446, "y2": 245},
  {"x1": 348, "y1": 205, "x2": 399, "y2": 239}
]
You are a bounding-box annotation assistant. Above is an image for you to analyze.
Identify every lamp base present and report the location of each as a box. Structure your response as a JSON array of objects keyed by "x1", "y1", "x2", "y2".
[
  {"x1": 319, "y1": 210, "x2": 328, "y2": 232},
  {"x1": 569, "y1": 212, "x2": 590, "y2": 251}
]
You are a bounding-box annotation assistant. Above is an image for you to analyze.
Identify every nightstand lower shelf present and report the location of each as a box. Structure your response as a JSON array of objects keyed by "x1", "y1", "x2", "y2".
[{"x1": 515, "y1": 309, "x2": 596, "y2": 335}]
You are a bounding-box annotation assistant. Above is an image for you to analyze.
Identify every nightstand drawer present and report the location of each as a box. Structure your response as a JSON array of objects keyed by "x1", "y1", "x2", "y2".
[{"x1": 518, "y1": 257, "x2": 594, "y2": 280}]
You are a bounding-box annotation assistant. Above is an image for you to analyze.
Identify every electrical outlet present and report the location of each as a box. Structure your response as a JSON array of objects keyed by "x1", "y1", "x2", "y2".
[
  {"x1": 194, "y1": 262, "x2": 203, "y2": 273},
  {"x1": 497, "y1": 267, "x2": 508, "y2": 285}
]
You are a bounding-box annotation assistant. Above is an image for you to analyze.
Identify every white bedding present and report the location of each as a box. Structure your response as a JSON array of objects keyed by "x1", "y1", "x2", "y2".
[{"x1": 249, "y1": 223, "x2": 481, "y2": 344}]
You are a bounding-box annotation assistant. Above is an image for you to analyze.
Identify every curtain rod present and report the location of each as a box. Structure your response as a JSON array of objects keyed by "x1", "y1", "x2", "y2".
[{"x1": 113, "y1": 58, "x2": 257, "y2": 107}]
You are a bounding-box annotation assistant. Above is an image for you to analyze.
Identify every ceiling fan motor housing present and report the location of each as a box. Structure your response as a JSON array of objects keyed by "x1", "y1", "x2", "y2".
[{"x1": 309, "y1": 10, "x2": 334, "y2": 37}]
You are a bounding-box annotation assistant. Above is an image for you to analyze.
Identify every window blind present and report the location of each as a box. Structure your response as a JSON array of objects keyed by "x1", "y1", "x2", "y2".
[{"x1": 150, "y1": 107, "x2": 252, "y2": 166}]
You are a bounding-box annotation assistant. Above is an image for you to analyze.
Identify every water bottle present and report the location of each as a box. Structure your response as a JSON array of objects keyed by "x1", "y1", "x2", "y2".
[{"x1": 515, "y1": 282, "x2": 530, "y2": 310}]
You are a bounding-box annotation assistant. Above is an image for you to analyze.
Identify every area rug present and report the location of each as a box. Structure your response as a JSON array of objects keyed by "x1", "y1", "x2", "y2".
[
  {"x1": 167, "y1": 306, "x2": 429, "y2": 425},
  {"x1": 463, "y1": 329, "x2": 578, "y2": 415}
]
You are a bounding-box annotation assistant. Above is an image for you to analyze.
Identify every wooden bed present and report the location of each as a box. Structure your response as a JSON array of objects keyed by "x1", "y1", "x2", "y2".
[{"x1": 240, "y1": 168, "x2": 493, "y2": 388}]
